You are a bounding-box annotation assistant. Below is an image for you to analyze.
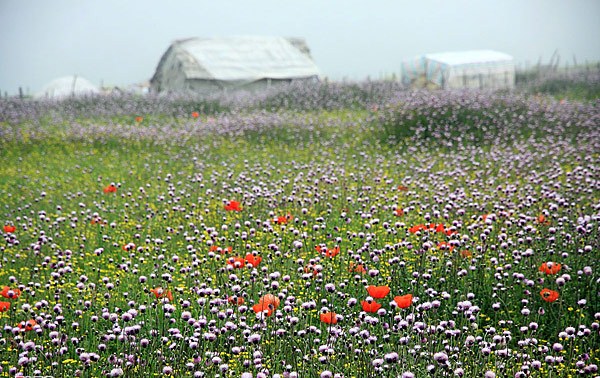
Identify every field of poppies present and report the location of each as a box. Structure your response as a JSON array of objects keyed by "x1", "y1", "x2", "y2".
[{"x1": 0, "y1": 82, "x2": 599, "y2": 378}]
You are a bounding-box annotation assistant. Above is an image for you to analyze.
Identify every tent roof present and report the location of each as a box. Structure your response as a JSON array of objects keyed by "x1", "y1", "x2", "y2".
[
  {"x1": 424, "y1": 50, "x2": 514, "y2": 66},
  {"x1": 169, "y1": 36, "x2": 320, "y2": 81},
  {"x1": 35, "y1": 76, "x2": 99, "y2": 99}
]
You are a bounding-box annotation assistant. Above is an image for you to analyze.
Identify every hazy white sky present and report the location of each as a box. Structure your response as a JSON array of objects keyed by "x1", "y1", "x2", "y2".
[{"x1": 1, "y1": 0, "x2": 599, "y2": 94}]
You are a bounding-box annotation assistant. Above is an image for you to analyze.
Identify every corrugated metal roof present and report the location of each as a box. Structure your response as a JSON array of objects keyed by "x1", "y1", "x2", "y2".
[{"x1": 172, "y1": 36, "x2": 320, "y2": 81}]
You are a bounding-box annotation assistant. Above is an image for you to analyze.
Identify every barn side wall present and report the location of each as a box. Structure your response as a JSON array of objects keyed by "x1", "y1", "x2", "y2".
[
  {"x1": 184, "y1": 77, "x2": 316, "y2": 95},
  {"x1": 150, "y1": 47, "x2": 189, "y2": 93},
  {"x1": 444, "y1": 62, "x2": 515, "y2": 90}
]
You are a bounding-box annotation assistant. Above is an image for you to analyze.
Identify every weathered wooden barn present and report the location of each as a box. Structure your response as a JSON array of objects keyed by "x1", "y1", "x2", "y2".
[{"x1": 150, "y1": 36, "x2": 320, "y2": 94}]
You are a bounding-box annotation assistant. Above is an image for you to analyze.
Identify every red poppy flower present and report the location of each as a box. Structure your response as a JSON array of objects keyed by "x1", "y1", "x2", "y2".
[
  {"x1": 18, "y1": 319, "x2": 37, "y2": 331},
  {"x1": 437, "y1": 242, "x2": 454, "y2": 252},
  {"x1": 304, "y1": 265, "x2": 319, "y2": 276},
  {"x1": 349, "y1": 262, "x2": 366, "y2": 274},
  {"x1": 122, "y1": 243, "x2": 136, "y2": 251},
  {"x1": 103, "y1": 184, "x2": 117, "y2": 193},
  {"x1": 258, "y1": 294, "x2": 280, "y2": 309},
  {"x1": 361, "y1": 300, "x2": 382, "y2": 313},
  {"x1": 210, "y1": 245, "x2": 232, "y2": 255},
  {"x1": 460, "y1": 250, "x2": 472, "y2": 258},
  {"x1": 539, "y1": 262, "x2": 561, "y2": 275},
  {"x1": 537, "y1": 214, "x2": 550, "y2": 226},
  {"x1": 150, "y1": 287, "x2": 173, "y2": 302},
  {"x1": 320, "y1": 311, "x2": 338, "y2": 325},
  {"x1": 367, "y1": 285, "x2": 390, "y2": 299},
  {"x1": 224, "y1": 200, "x2": 242, "y2": 212},
  {"x1": 275, "y1": 214, "x2": 292, "y2": 224},
  {"x1": 3, "y1": 225, "x2": 16, "y2": 233},
  {"x1": 393, "y1": 294, "x2": 413, "y2": 309},
  {"x1": 1, "y1": 286, "x2": 21, "y2": 299},
  {"x1": 393, "y1": 208, "x2": 404, "y2": 217},
  {"x1": 252, "y1": 294, "x2": 280, "y2": 316},
  {"x1": 409, "y1": 224, "x2": 426, "y2": 234},
  {"x1": 227, "y1": 256, "x2": 246, "y2": 268},
  {"x1": 397, "y1": 185, "x2": 409, "y2": 191},
  {"x1": 135, "y1": 116, "x2": 143, "y2": 123},
  {"x1": 482, "y1": 214, "x2": 489, "y2": 222},
  {"x1": 0, "y1": 301, "x2": 10, "y2": 312},
  {"x1": 227, "y1": 296, "x2": 244, "y2": 306},
  {"x1": 191, "y1": 111, "x2": 200, "y2": 118},
  {"x1": 245, "y1": 253, "x2": 262, "y2": 268},
  {"x1": 444, "y1": 229, "x2": 457, "y2": 236},
  {"x1": 252, "y1": 302, "x2": 274, "y2": 317},
  {"x1": 540, "y1": 288, "x2": 559, "y2": 303},
  {"x1": 316, "y1": 245, "x2": 340, "y2": 258}
]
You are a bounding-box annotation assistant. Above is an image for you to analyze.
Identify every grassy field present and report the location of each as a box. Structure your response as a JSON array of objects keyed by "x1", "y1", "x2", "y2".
[{"x1": 0, "y1": 83, "x2": 599, "y2": 377}]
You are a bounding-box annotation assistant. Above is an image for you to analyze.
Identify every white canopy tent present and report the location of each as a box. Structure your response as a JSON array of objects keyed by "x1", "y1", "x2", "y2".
[
  {"x1": 402, "y1": 50, "x2": 515, "y2": 90},
  {"x1": 35, "y1": 76, "x2": 99, "y2": 99},
  {"x1": 150, "y1": 36, "x2": 321, "y2": 93}
]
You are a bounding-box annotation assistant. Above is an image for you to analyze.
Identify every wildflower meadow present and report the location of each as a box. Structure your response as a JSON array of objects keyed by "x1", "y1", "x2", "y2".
[{"x1": 0, "y1": 82, "x2": 599, "y2": 377}]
